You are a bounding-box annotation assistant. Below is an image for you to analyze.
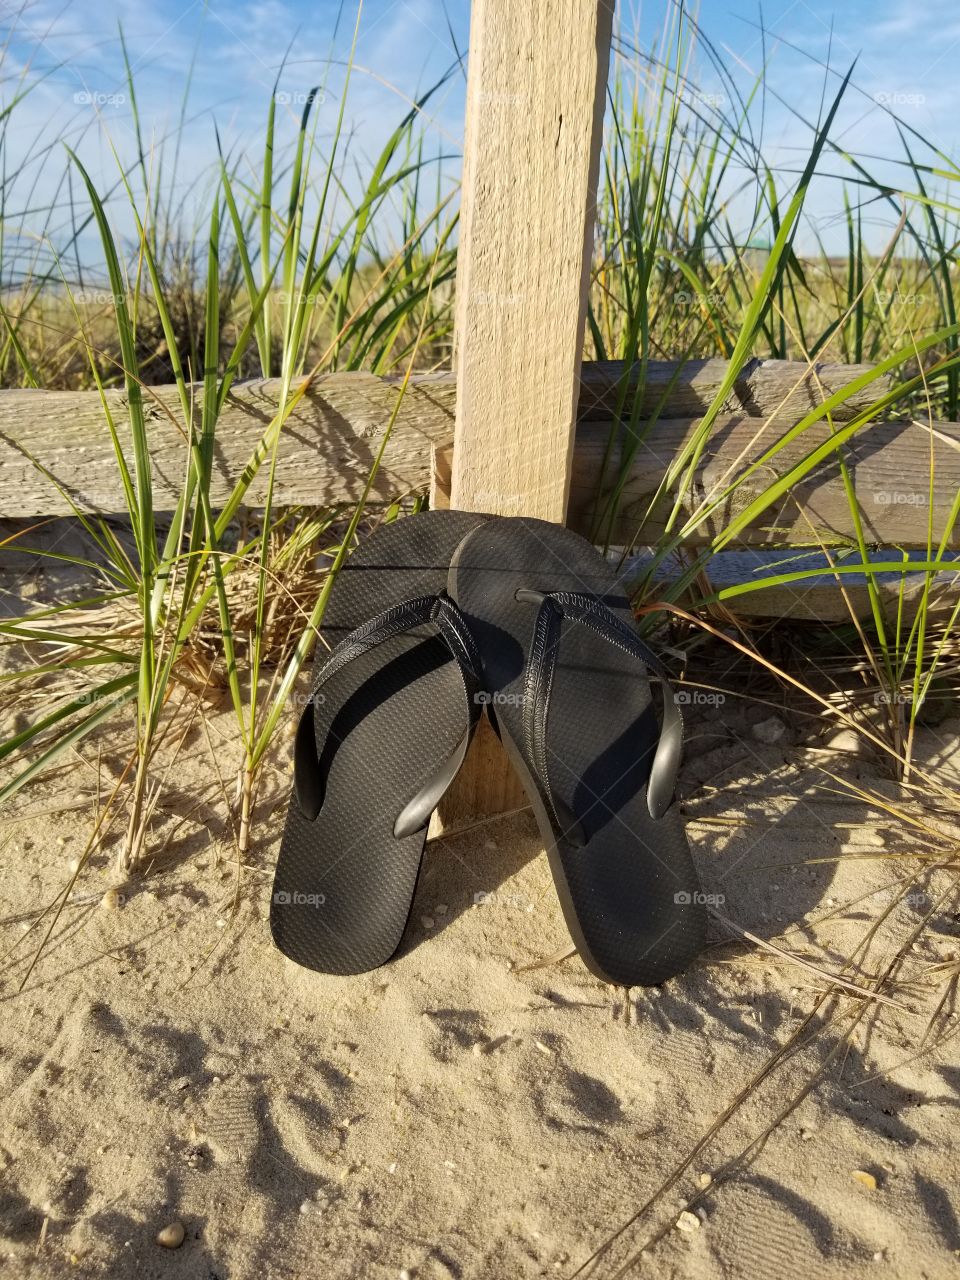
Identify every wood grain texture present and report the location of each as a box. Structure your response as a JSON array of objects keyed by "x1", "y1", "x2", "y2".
[
  {"x1": 0, "y1": 358, "x2": 905, "y2": 526},
  {"x1": 624, "y1": 549, "x2": 960, "y2": 622},
  {"x1": 0, "y1": 373, "x2": 456, "y2": 517},
  {"x1": 567, "y1": 414, "x2": 960, "y2": 548},
  {"x1": 1, "y1": 363, "x2": 954, "y2": 548},
  {"x1": 435, "y1": 0, "x2": 615, "y2": 829},
  {"x1": 448, "y1": 0, "x2": 615, "y2": 519},
  {"x1": 436, "y1": 413, "x2": 960, "y2": 549},
  {"x1": 575, "y1": 356, "x2": 889, "y2": 424}
]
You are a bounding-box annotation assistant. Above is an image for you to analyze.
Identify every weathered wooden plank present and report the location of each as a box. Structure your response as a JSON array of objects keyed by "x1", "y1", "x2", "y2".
[
  {"x1": 568, "y1": 416, "x2": 960, "y2": 548},
  {"x1": 448, "y1": 0, "x2": 614, "y2": 519},
  {"x1": 1, "y1": 363, "x2": 955, "y2": 551},
  {"x1": 437, "y1": 414, "x2": 960, "y2": 548},
  {"x1": 624, "y1": 548, "x2": 960, "y2": 622},
  {"x1": 4, "y1": 518, "x2": 954, "y2": 623},
  {"x1": 0, "y1": 374, "x2": 456, "y2": 517},
  {"x1": 0, "y1": 358, "x2": 893, "y2": 519},
  {"x1": 576, "y1": 356, "x2": 889, "y2": 423}
]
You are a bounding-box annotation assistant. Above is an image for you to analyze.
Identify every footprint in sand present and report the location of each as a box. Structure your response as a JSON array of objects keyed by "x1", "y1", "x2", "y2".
[
  {"x1": 205, "y1": 1078, "x2": 336, "y2": 1184},
  {"x1": 709, "y1": 1179, "x2": 828, "y2": 1277},
  {"x1": 204, "y1": 1078, "x2": 262, "y2": 1169},
  {"x1": 648, "y1": 1029, "x2": 715, "y2": 1076}
]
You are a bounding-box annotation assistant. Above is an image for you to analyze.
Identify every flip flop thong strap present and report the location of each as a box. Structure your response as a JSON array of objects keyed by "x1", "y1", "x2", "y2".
[
  {"x1": 294, "y1": 593, "x2": 483, "y2": 827},
  {"x1": 516, "y1": 587, "x2": 683, "y2": 823}
]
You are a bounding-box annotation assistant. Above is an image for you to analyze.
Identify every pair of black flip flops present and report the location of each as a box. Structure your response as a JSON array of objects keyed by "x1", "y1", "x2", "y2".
[{"x1": 270, "y1": 511, "x2": 706, "y2": 987}]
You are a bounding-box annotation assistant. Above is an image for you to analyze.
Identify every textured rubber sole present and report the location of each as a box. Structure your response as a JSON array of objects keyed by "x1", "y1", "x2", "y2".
[
  {"x1": 271, "y1": 511, "x2": 488, "y2": 975},
  {"x1": 449, "y1": 517, "x2": 706, "y2": 986}
]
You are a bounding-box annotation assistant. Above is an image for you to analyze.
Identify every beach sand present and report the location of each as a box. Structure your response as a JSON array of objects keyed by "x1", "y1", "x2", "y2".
[{"x1": 1, "y1": 654, "x2": 959, "y2": 1279}]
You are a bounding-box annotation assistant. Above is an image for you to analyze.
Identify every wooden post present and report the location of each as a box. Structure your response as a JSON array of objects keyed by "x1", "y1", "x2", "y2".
[{"x1": 436, "y1": 0, "x2": 615, "y2": 830}]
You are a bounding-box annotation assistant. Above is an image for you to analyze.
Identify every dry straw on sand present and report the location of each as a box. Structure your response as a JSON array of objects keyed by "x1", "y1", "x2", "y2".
[{"x1": 3, "y1": 3, "x2": 960, "y2": 1275}]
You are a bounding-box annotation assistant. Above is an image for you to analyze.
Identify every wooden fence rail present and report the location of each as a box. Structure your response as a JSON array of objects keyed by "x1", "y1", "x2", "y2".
[{"x1": 1, "y1": 358, "x2": 958, "y2": 549}]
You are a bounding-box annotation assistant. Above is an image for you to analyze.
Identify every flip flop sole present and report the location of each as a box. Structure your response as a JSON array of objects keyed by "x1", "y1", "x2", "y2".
[
  {"x1": 271, "y1": 511, "x2": 487, "y2": 975},
  {"x1": 449, "y1": 517, "x2": 706, "y2": 986}
]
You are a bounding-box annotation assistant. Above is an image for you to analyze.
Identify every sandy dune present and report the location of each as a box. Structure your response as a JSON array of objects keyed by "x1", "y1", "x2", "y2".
[{"x1": 1, "y1": 668, "x2": 959, "y2": 1279}]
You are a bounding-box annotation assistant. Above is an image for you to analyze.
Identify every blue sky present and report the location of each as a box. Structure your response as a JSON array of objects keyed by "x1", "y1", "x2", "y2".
[{"x1": 3, "y1": 0, "x2": 959, "y2": 270}]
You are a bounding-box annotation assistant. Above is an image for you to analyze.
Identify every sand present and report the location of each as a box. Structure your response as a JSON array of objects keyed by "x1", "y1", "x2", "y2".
[{"x1": 1, "y1": 627, "x2": 959, "y2": 1278}]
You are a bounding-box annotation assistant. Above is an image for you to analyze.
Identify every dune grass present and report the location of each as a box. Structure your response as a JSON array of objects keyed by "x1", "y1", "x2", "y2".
[
  {"x1": 0, "y1": 2, "x2": 956, "y2": 841},
  {"x1": 0, "y1": 2, "x2": 958, "y2": 844},
  {"x1": 588, "y1": 13, "x2": 960, "y2": 772},
  {"x1": 1, "y1": 4, "x2": 960, "y2": 1270},
  {"x1": 0, "y1": 16, "x2": 457, "y2": 869}
]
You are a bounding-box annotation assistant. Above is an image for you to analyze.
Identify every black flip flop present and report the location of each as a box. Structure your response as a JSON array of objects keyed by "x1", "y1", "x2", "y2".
[
  {"x1": 449, "y1": 516, "x2": 706, "y2": 986},
  {"x1": 271, "y1": 511, "x2": 487, "y2": 974}
]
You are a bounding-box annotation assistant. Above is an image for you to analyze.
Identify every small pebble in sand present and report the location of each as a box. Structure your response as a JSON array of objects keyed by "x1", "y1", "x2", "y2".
[
  {"x1": 675, "y1": 1210, "x2": 701, "y2": 1233},
  {"x1": 852, "y1": 1170, "x2": 878, "y2": 1190},
  {"x1": 101, "y1": 888, "x2": 124, "y2": 910},
  {"x1": 697, "y1": 1172, "x2": 712, "y2": 1189},
  {"x1": 387, "y1": 1162, "x2": 398, "y2": 1174},
  {"x1": 752, "y1": 716, "x2": 786, "y2": 745},
  {"x1": 399, "y1": 1270, "x2": 413, "y2": 1280},
  {"x1": 68, "y1": 857, "x2": 81, "y2": 874},
  {"x1": 435, "y1": 903, "x2": 448, "y2": 915},
  {"x1": 420, "y1": 916, "x2": 435, "y2": 930},
  {"x1": 800, "y1": 1128, "x2": 814, "y2": 1141},
  {"x1": 155, "y1": 1221, "x2": 185, "y2": 1249},
  {"x1": 534, "y1": 1040, "x2": 553, "y2": 1056}
]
